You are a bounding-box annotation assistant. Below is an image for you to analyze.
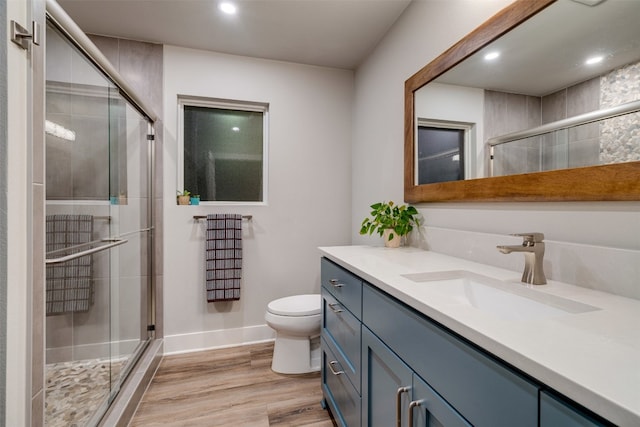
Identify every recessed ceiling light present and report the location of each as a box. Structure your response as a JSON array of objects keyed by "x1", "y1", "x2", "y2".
[
  {"x1": 232, "y1": 126, "x2": 240, "y2": 132},
  {"x1": 585, "y1": 56, "x2": 604, "y2": 65},
  {"x1": 219, "y1": 2, "x2": 237, "y2": 15},
  {"x1": 484, "y1": 51, "x2": 500, "y2": 61}
]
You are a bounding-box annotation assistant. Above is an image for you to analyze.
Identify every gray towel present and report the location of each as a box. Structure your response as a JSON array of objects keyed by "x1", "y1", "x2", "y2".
[
  {"x1": 45, "y1": 214, "x2": 94, "y2": 315},
  {"x1": 206, "y1": 214, "x2": 242, "y2": 302}
]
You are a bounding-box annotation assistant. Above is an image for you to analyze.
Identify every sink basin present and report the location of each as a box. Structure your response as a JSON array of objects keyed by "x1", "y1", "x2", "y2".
[{"x1": 401, "y1": 270, "x2": 599, "y2": 321}]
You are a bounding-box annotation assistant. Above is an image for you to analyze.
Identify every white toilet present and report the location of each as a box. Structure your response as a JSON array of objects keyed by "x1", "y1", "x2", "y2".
[{"x1": 265, "y1": 294, "x2": 322, "y2": 374}]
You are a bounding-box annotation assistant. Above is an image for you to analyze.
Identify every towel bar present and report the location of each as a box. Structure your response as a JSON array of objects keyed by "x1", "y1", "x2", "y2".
[
  {"x1": 193, "y1": 215, "x2": 252, "y2": 221},
  {"x1": 45, "y1": 238, "x2": 128, "y2": 264}
]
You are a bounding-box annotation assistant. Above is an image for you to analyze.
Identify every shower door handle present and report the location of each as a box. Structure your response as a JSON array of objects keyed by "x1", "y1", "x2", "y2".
[{"x1": 45, "y1": 238, "x2": 128, "y2": 264}]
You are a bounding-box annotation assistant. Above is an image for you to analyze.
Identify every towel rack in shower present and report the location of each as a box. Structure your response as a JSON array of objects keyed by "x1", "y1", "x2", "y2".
[{"x1": 45, "y1": 237, "x2": 128, "y2": 265}]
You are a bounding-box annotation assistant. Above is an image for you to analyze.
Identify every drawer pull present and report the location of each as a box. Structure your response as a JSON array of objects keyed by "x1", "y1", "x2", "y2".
[
  {"x1": 408, "y1": 400, "x2": 424, "y2": 427},
  {"x1": 396, "y1": 386, "x2": 410, "y2": 427},
  {"x1": 328, "y1": 360, "x2": 344, "y2": 375},
  {"x1": 329, "y1": 279, "x2": 344, "y2": 288},
  {"x1": 328, "y1": 303, "x2": 343, "y2": 313}
]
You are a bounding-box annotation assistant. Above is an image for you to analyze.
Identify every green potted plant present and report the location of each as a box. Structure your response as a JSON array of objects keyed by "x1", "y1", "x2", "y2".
[
  {"x1": 359, "y1": 201, "x2": 419, "y2": 248},
  {"x1": 177, "y1": 190, "x2": 191, "y2": 205},
  {"x1": 190, "y1": 194, "x2": 200, "y2": 205}
]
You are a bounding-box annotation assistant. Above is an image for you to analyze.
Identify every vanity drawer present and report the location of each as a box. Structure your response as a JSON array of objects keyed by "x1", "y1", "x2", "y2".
[
  {"x1": 363, "y1": 283, "x2": 539, "y2": 427},
  {"x1": 321, "y1": 257, "x2": 362, "y2": 319},
  {"x1": 322, "y1": 287, "x2": 361, "y2": 392},
  {"x1": 321, "y1": 336, "x2": 361, "y2": 427}
]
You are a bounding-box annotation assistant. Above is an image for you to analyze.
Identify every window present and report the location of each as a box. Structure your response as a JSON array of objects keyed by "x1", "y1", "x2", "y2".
[
  {"x1": 416, "y1": 119, "x2": 473, "y2": 185},
  {"x1": 178, "y1": 97, "x2": 268, "y2": 203}
]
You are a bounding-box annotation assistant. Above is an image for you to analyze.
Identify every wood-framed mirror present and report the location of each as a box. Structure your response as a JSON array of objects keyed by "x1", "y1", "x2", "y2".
[{"x1": 404, "y1": 0, "x2": 640, "y2": 203}]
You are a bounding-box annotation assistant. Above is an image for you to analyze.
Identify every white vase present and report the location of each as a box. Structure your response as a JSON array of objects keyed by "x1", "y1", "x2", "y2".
[{"x1": 383, "y1": 229, "x2": 401, "y2": 248}]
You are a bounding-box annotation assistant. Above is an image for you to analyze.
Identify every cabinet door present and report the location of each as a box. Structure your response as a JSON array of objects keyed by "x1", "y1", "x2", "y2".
[
  {"x1": 362, "y1": 327, "x2": 412, "y2": 427},
  {"x1": 540, "y1": 391, "x2": 611, "y2": 427},
  {"x1": 410, "y1": 375, "x2": 471, "y2": 427}
]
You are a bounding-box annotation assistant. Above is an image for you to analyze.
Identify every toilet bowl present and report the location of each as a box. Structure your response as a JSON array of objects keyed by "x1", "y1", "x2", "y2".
[{"x1": 265, "y1": 294, "x2": 321, "y2": 374}]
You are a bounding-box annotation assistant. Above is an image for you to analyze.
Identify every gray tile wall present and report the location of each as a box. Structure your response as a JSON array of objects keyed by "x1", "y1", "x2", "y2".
[
  {"x1": 45, "y1": 84, "x2": 112, "y2": 200},
  {"x1": 543, "y1": 78, "x2": 600, "y2": 169},
  {"x1": 485, "y1": 90, "x2": 541, "y2": 176}
]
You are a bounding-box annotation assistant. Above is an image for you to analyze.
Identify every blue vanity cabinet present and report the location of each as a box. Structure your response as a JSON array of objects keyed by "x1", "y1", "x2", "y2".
[
  {"x1": 540, "y1": 391, "x2": 610, "y2": 427},
  {"x1": 362, "y1": 326, "x2": 470, "y2": 427},
  {"x1": 320, "y1": 257, "x2": 617, "y2": 427},
  {"x1": 321, "y1": 258, "x2": 363, "y2": 427},
  {"x1": 362, "y1": 283, "x2": 539, "y2": 427}
]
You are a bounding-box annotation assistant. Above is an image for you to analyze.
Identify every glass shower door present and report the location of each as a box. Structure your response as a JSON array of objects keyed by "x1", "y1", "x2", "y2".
[{"x1": 44, "y1": 21, "x2": 152, "y2": 426}]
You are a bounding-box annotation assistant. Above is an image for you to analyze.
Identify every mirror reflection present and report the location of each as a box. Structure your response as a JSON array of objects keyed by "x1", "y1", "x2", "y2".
[{"x1": 414, "y1": 0, "x2": 640, "y2": 184}]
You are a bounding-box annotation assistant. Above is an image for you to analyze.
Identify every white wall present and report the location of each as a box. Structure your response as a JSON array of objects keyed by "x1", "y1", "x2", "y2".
[
  {"x1": 163, "y1": 46, "x2": 353, "y2": 353},
  {"x1": 352, "y1": 0, "x2": 640, "y2": 298}
]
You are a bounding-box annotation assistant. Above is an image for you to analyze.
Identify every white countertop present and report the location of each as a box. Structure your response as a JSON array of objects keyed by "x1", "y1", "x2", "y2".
[{"x1": 319, "y1": 245, "x2": 640, "y2": 426}]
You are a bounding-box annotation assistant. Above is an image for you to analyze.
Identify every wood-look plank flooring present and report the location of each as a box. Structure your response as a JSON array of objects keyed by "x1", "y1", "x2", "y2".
[{"x1": 130, "y1": 342, "x2": 337, "y2": 426}]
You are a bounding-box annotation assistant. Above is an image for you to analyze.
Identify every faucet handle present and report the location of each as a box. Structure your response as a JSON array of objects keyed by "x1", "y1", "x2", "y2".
[{"x1": 511, "y1": 232, "x2": 545, "y2": 244}]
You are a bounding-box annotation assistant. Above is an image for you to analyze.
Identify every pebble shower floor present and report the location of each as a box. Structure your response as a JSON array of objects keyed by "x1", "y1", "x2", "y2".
[{"x1": 45, "y1": 358, "x2": 124, "y2": 426}]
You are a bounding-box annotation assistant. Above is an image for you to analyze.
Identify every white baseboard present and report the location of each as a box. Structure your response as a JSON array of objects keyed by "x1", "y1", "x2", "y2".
[{"x1": 163, "y1": 324, "x2": 276, "y2": 355}]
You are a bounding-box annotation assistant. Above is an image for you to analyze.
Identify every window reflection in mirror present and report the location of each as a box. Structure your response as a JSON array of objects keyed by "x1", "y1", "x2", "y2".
[{"x1": 416, "y1": 122, "x2": 467, "y2": 185}]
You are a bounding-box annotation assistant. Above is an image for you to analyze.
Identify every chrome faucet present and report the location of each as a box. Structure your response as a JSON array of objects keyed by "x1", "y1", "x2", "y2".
[{"x1": 497, "y1": 233, "x2": 547, "y2": 285}]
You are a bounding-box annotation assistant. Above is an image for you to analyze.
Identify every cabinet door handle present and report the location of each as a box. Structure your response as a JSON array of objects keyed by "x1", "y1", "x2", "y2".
[
  {"x1": 396, "y1": 386, "x2": 410, "y2": 427},
  {"x1": 408, "y1": 400, "x2": 423, "y2": 427},
  {"x1": 328, "y1": 360, "x2": 344, "y2": 375},
  {"x1": 329, "y1": 279, "x2": 344, "y2": 288},
  {"x1": 328, "y1": 303, "x2": 343, "y2": 313}
]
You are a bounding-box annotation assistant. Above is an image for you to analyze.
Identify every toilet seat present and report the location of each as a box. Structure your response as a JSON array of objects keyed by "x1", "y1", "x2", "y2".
[{"x1": 267, "y1": 294, "x2": 321, "y2": 316}]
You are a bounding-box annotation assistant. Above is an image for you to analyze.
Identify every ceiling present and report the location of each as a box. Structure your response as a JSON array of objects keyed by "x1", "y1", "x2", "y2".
[
  {"x1": 436, "y1": 0, "x2": 640, "y2": 97},
  {"x1": 56, "y1": 0, "x2": 412, "y2": 70}
]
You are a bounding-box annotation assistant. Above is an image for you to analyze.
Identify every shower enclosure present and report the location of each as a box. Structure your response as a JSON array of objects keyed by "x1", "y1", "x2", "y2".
[{"x1": 44, "y1": 14, "x2": 155, "y2": 427}]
